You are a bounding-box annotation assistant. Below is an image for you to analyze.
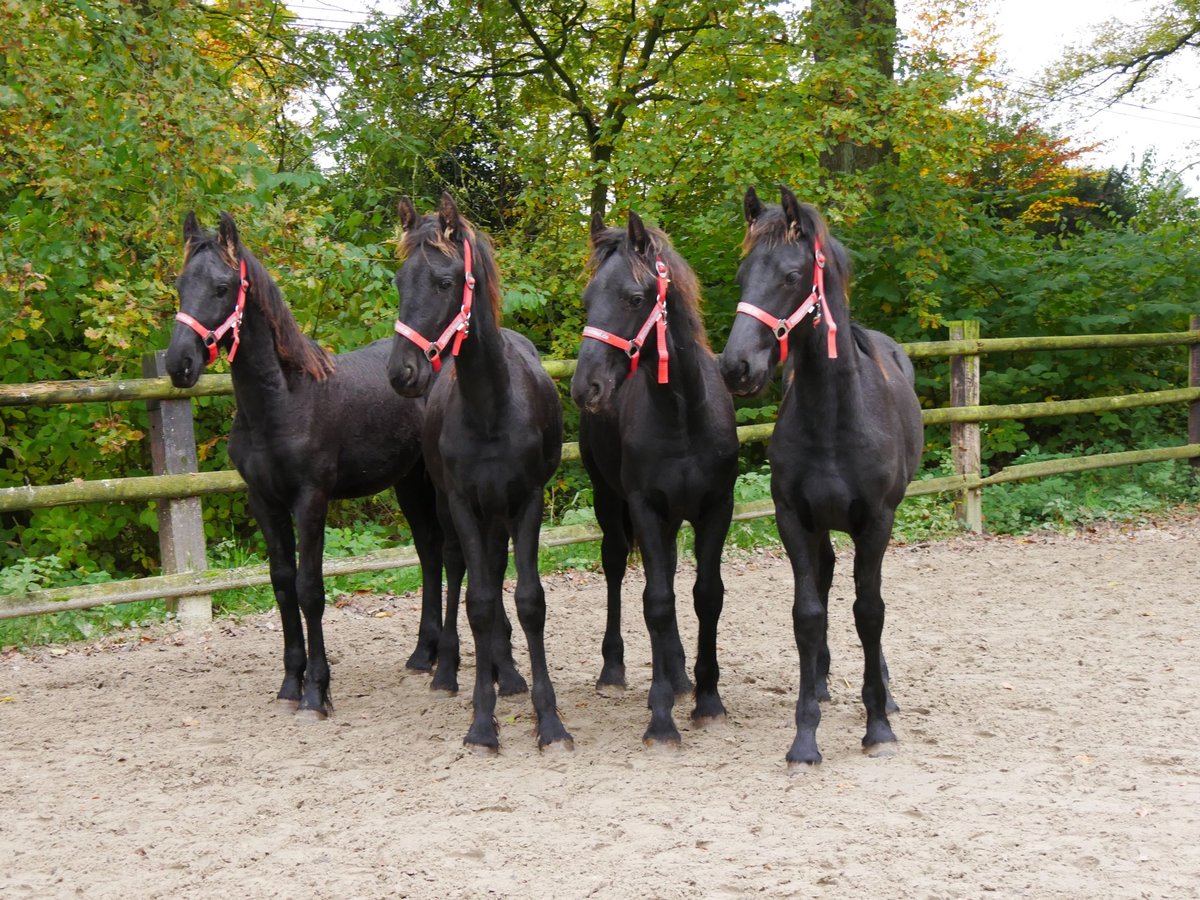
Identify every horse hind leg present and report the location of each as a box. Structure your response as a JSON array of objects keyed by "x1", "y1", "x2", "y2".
[
  {"x1": 816, "y1": 533, "x2": 835, "y2": 703},
  {"x1": 249, "y1": 493, "x2": 305, "y2": 708},
  {"x1": 481, "y1": 527, "x2": 528, "y2": 697},
  {"x1": 394, "y1": 467, "x2": 443, "y2": 674},
  {"x1": 431, "y1": 494, "x2": 463, "y2": 695},
  {"x1": 512, "y1": 495, "x2": 573, "y2": 750},
  {"x1": 593, "y1": 482, "x2": 630, "y2": 692},
  {"x1": 690, "y1": 502, "x2": 732, "y2": 727}
]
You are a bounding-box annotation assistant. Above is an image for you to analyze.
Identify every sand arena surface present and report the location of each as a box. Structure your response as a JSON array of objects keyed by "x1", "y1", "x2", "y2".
[{"x1": 2, "y1": 513, "x2": 1198, "y2": 898}]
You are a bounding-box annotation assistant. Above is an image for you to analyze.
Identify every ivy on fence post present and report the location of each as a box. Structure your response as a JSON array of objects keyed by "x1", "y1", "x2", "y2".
[
  {"x1": 142, "y1": 351, "x2": 212, "y2": 630},
  {"x1": 949, "y1": 320, "x2": 983, "y2": 532}
]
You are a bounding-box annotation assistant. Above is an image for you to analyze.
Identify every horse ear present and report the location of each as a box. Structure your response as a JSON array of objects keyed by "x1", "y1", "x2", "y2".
[
  {"x1": 183, "y1": 211, "x2": 201, "y2": 244},
  {"x1": 437, "y1": 191, "x2": 462, "y2": 240},
  {"x1": 217, "y1": 212, "x2": 239, "y2": 257},
  {"x1": 398, "y1": 196, "x2": 418, "y2": 233},
  {"x1": 779, "y1": 185, "x2": 814, "y2": 240},
  {"x1": 627, "y1": 209, "x2": 649, "y2": 254},
  {"x1": 744, "y1": 186, "x2": 765, "y2": 226},
  {"x1": 589, "y1": 211, "x2": 607, "y2": 244}
]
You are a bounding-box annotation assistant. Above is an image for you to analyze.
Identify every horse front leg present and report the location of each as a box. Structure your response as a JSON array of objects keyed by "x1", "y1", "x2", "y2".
[
  {"x1": 394, "y1": 465, "x2": 442, "y2": 673},
  {"x1": 816, "y1": 533, "x2": 835, "y2": 703},
  {"x1": 293, "y1": 489, "x2": 333, "y2": 720},
  {"x1": 852, "y1": 514, "x2": 899, "y2": 756},
  {"x1": 512, "y1": 494, "x2": 572, "y2": 750},
  {"x1": 247, "y1": 492, "x2": 303, "y2": 707},
  {"x1": 630, "y1": 500, "x2": 684, "y2": 747},
  {"x1": 690, "y1": 498, "x2": 733, "y2": 726},
  {"x1": 483, "y1": 527, "x2": 528, "y2": 698},
  {"x1": 450, "y1": 503, "x2": 503, "y2": 751},
  {"x1": 776, "y1": 503, "x2": 828, "y2": 766},
  {"x1": 592, "y1": 479, "x2": 630, "y2": 691}
]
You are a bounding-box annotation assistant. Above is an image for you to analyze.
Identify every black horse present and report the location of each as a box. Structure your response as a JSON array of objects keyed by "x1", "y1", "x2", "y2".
[
  {"x1": 720, "y1": 187, "x2": 923, "y2": 766},
  {"x1": 165, "y1": 212, "x2": 448, "y2": 719},
  {"x1": 388, "y1": 193, "x2": 572, "y2": 752},
  {"x1": 571, "y1": 211, "x2": 739, "y2": 747}
]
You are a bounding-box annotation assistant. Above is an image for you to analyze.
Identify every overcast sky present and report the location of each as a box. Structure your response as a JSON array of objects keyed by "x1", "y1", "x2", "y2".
[{"x1": 289, "y1": 0, "x2": 1200, "y2": 185}]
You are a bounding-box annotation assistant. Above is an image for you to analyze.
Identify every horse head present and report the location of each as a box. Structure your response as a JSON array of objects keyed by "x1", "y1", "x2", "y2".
[
  {"x1": 572, "y1": 209, "x2": 679, "y2": 414},
  {"x1": 166, "y1": 211, "x2": 246, "y2": 389},
  {"x1": 719, "y1": 185, "x2": 841, "y2": 396},
  {"x1": 388, "y1": 192, "x2": 487, "y2": 398}
]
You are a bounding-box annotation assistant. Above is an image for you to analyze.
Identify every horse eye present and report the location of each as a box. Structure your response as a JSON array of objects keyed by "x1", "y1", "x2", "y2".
[
  {"x1": 784, "y1": 271, "x2": 801, "y2": 286},
  {"x1": 438, "y1": 277, "x2": 453, "y2": 291},
  {"x1": 214, "y1": 283, "x2": 229, "y2": 297},
  {"x1": 628, "y1": 292, "x2": 645, "y2": 309}
]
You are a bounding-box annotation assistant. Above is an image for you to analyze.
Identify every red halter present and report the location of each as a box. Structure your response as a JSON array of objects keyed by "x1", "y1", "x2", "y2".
[
  {"x1": 735, "y1": 237, "x2": 838, "y2": 362},
  {"x1": 175, "y1": 258, "x2": 248, "y2": 364},
  {"x1": 581, "y1": 256, "x2": 670, "y2": 384},
  {"x1": 393, "y1": 238, "x2": 475, "y2": 373}
]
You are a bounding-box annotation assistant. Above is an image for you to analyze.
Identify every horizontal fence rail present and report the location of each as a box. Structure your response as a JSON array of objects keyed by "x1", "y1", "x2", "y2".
[{"x1": 2, "y1": 325, "x2": 1198, "y2": 622}]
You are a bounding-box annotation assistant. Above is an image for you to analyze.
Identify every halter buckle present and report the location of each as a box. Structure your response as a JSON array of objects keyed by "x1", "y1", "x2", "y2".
[
  {"x1": 773, "y1": 320, "x2": 789, "y2": 339},
  {"x1": 626, "y1": 341, "x2": 641, "y2": 360},
  {"x1": 424, "y1": 345, "x2": 441, "y2": 363},
  {"x1": 655, "y1": 259, "x2": 669, "y2": 280}
]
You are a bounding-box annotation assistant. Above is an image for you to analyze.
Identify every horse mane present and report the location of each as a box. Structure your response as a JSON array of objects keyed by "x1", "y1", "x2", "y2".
[
  {"x1": 182, "y1": 232, "x2": 335, "y2": 381},
  {"x1": 399, "y1": 213, "x2": 504, "y2": 325},
  {"x1": 589, "y1": 222, "x2": 711, "y2": 351},
  {"x1": 741, "y1": 203, "x2": 852, "y2": 304}
]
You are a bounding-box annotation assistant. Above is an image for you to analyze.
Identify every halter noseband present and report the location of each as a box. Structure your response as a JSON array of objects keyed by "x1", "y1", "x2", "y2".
[
  {"x1": 581, "y1": 256, "x2": 670, "y2": 384},
  {"x1": 175, "y1": 258, "x2": 248, "y2": 364},
  {"x1": 393, "y1": 237, "x2": 475, "y2": 373},
  {"x1": 735, "y1": 236, "x2": 838, "y2": 362}
]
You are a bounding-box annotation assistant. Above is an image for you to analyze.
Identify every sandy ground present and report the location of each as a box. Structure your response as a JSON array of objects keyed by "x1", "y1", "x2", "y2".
[{"x1": 2, "y1": 513, "x2": 1198, "y2": 899}]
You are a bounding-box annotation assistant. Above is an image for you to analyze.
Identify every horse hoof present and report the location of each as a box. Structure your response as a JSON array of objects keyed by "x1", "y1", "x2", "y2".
[
  {"x1": 429, "y1": 685, "x2": 458, "y2": 698},
  {"x1": 595, "y1": 680, "x2": 626, "y2": 698},
  {"x1": 642, "y1": 734, "x2": 682, "y2": 751},
  {"x1": 405, "y1": 655, "x2": 434, "y2": 674},
  {"x1": 786, "y1": 757, "x2": 822, "y2": 772},
  {"x1": 294, "y1": 707, "x2": 329, "y2": 723},
  {"x1": 863, "y1": 741, "x2": 898, "y2": 759},
  {"x1": 273, "y1": 698, "x2": 300, "y2": 711},
  {"x1": 497, "y1": 676, "x2": 529, "y2": 697},
  {"x1": 691, "y1": 712, "x2": 727, "y2": 729},
  {"x1": 464, "y1": 741, "x2": 499, "y2": 757},
  {"x1": 540, "y1": 737, "x2": 575, "y2": 753}
]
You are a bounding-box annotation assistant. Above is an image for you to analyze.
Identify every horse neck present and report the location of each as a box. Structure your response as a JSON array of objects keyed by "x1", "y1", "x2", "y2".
[
  {"x1": 636, "y1": 297, "x2": 713, "y2": 419},
  {"x1": 786, "y1": 289, "x2": 868, "y2": 417},
  {"x1": 451, "y1": 285, "x2": 512, "y2": 414},
  {"x1": 227, "y1": 289, "x2": 290, "y2": 421}
]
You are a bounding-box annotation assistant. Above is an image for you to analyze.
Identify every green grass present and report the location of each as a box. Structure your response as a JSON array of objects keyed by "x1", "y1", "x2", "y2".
[{"x1": 2, "y1": 459, "x2": 1197, "y2": 650}]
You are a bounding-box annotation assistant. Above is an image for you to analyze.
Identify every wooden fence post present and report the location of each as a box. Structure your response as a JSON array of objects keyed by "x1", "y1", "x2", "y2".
[
  {"x1": 949, "y1": 320, "x2": 983, "y2": 532},
  {"x1": 1191, "y1": 315, "x2": 1199, "y2": 470},
  {"x1": 142, "y1": 351, "x2": 212, "y2": 629}
]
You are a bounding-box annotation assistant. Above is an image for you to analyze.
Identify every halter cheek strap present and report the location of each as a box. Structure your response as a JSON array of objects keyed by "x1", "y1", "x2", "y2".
[
  {"x1": 393, "y1": 238, "x2": 475, "y2": 373},
  {"x1": 581, "y1": 256, "x2": 671, "y2": 384},
  {"x1": 175, "y1": 258, "x2": 248, "y2": 364},
  {"x1": 735, "y1": 237, "x2": 837, "y2": 363}
]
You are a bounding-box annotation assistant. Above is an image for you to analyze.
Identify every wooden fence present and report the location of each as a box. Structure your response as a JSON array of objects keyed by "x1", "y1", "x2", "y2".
[{"x1": 2, "y1": 320, "x2": 1198, "y2": 626}]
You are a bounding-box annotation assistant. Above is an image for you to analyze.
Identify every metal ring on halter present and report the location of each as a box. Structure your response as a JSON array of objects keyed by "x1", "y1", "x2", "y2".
[
  {"x1": 425, "y1": 346, "x2": 441, "y2": 362},
  {"x1": 773, "y1": 321, "x2": 789, "y2": 339},
  {"x1": 626, "y1": 342, "x2": 641, "y2": 360}
]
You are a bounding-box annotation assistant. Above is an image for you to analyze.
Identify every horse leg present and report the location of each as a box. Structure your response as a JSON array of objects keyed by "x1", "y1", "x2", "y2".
[
  {"x1": 630, "y1": 501, "x2": 683, "y2": 747},
  {"x1": 511, "y1": 493, "x2": 573, "y2": 750},
  {"x1": 450, "y1": 503, "x2": 502, "y2": 751},
  {"x1": 852, "y1": 515, "x2": 899, "y2": 755},
  {"x1": 248, "y1": 492, "x2": 303, "y2": 707},
  {"x1": 592, "y1": 480, "x2": 630, "y2": 691},
  {"x1": 690, "y1": 498, "x2": 732, "y2": 726},
  {"x1": 293, "y1": 489, "x2": 334, "y2": 719},
  {"x1": 816, "y1": 533, "x2": 835, "y2": 703},
  {"x1": 486, "y1": 531, "x2": 528, "y2": 697},
  {"x1": 777, "y1": 505, "x2": 828, "y2": 766},
  {"x1": 431, "y1": 490, "x2": 462, "y2": 694},
  {"x1": 394, "y1": 464, "x2": 442, "y2": 673}
]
